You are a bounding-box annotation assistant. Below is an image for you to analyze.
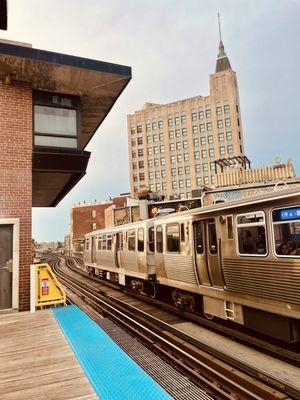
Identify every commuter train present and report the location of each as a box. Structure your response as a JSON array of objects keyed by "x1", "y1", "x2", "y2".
[{"x1": 84, "y1": 187, "x2": 300, "y2": 342}]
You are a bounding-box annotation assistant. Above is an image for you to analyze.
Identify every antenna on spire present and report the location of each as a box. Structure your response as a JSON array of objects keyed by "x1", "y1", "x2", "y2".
[{"x1": 218, "y1": 12, "x2": 222, "y2": 43}]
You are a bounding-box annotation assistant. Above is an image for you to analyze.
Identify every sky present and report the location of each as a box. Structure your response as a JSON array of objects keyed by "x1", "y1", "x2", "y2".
[{"x1": 2, "y1": 0, "x2": 300, "y2": 241}]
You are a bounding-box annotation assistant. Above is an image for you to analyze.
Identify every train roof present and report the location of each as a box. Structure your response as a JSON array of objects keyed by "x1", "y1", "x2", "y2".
[
  {"x1": 85, "y1": 218, "x2": 154, "y2": 237},
  {"x1": 155, "y1": 185, "x2": 300, "y2": 223},
  {"x1": 85, "y1": 186, "x2": 300, "y2": 237}
]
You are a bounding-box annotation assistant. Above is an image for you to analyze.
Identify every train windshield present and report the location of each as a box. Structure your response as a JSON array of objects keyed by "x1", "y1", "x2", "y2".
[{"x1": 273, "y1": 206, "x2": 300, "y2": 257}]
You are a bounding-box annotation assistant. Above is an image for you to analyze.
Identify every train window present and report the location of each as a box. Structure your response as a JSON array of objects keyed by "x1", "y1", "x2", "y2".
[
  {"x1": 272, "y1": 206, "x2": 300, "y2": 257},
  {"x1": 208, "y1": 220, "x2": 218, "y2": 254},
  {"x1": 149, "y1": 227, "x2": 154, "y2": 252},
  {"x1": 107, "y1": 234, "x2": 112, "y2": 251},
  {"x1": 128, "y1": 230, "x2": 135, "y2": 251},
  {"x1": 85, "y1": 238, "x2": 89, "y2": 250},
  {"x1": 236, "y1": 211, "x2": 267, "y2": 256},
  {"x1": 166, "y1": 224, "x2": 180, "y2": 253},
  {"x1": 194, "y1": 221, "x2": 204, "y2": 254},
  {"x1": 156, "y1": 226, "x2": 163, "y2": 253},
  {"x1": 138, "y1": 228, "x2": 144, "y2": 252},
  {"x1": 101, "y1": 234, "x2": 107, "y2": 251},
  {"x1": 227, "y1": 216, "x2": 233, "y2": 239},
  {"x1": 97, "y1": 236, "x2": 101, "y2": 250},
  {"x1": 180, "y1": 223, "x2": 185, "y2": 242}
]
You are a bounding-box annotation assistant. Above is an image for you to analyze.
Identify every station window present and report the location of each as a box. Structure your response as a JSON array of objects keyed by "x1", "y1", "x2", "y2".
[
  {"x1": 272, "y1": 206, "x2": 300, "y2": 257},
  {"x1": 92, "y1": 222, "x2": 96, "y2": 230},
  {"x1": 128, "y1": 230, "x2": 136, "y2": 251},
  {"x1": 156, "y1": 226, "x2": 163, "y2": 253},
  {"x1": 169, "y1": 131, "x2": 174, "y2": 139},
  {"x1": 137, "y1": 228, "x2": 144, "y2": 252},
  {"x1": 166, "y1": 224, "x2": 180, "y2": 253},
  {"x1": 198, "y1": 110, "x2": 204, "y2": 119},
  {"x1": 34, "y1": 92, "x2": 78, "y2": 149},
  {"x1": 236, "y1": 211, "x2": 267, "y2": 256}
]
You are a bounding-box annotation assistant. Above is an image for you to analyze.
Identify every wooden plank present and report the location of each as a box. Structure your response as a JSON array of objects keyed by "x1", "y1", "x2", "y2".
[{"x1": 0, "y1": 310, "x2": 99, "y2": 400}]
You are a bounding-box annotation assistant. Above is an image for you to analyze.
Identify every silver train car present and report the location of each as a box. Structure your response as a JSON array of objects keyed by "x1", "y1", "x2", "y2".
[{"x1": 84, "y1": 187, "x2": 300, "y2": 342}]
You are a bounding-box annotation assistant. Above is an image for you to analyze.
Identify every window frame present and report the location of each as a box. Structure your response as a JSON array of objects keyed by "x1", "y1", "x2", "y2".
[
  {"x1": 156, "y1": 225, "x2": 163, "y2": 253},
  {"x1": 271, "y1": 205, "x2": 300, "y2": 259},
  {"x1": 33, "y1": 91, "x2": 80, "y2": 150},
  {"x1": 137, "y1": 228, "x2": 144, "y2": 252},
  {"x1": 127, "y1": 230, "x2": 136, "y2": 251},
  {"x1": 166, "y1": 223, "x2": 180, "y2": 253},
  {"x1": 236, "y1": 210, "x2": 268, "y2": 257}
]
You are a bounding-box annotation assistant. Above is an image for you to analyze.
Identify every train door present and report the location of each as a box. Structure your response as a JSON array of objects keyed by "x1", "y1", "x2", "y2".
[
  {"x1": 91, "y1": 236, "x2": 96, "y2": 264},
  {"x1": 0, "y1": 224, "x2": 13, "y2": 309},
  {"x1": 193, "y1": 219, "x2": 224, "y2": 288},
  {"x1": 115, "y1": 232, "x2": 122, "y2": 268},
  {"x1": 193, "y1": 221, "x2": 211, "y2": 286}
]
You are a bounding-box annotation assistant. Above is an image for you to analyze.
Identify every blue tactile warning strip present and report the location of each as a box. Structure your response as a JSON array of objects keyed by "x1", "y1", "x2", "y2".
[{"x1": 52, "y1": 305, "x2": 172, "y2": 400}]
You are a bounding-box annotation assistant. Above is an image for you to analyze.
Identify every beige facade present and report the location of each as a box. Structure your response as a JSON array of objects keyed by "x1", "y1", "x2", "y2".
[{"x1": 128, "y1": 41, "x2": 245, "y2": 199}]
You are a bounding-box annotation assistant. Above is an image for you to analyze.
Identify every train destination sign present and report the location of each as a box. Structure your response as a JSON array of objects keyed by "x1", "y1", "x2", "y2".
[{"x1": 279, "y1": 207, "x2": 300, "y2": 221}]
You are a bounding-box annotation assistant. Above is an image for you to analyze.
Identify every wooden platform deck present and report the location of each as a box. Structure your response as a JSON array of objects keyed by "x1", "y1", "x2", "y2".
[{"x1": 0, "y1": 309, "x2": 98, "y2": 400}]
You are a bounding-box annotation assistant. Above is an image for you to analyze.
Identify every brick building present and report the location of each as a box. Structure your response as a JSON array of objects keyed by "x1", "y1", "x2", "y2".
[
  {"x1": 128, "y1": 37, "x2": 245, "y2": 199},
  {"x1": 0, "y1": 39, "x2": 131, "y2": 311},
  {"x1": 70, "y1": 195, "x2": 129, "y2": 255}
]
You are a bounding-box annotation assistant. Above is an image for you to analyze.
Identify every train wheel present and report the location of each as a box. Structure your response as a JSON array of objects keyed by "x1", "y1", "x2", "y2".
[{"x1": 148, "y1": 282, "x2": 157, "y2": 299}]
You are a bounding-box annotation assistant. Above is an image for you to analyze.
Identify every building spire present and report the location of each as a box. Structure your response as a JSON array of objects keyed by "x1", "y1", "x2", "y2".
[
  {"x1": 215, "y1": 13, "x2": 231, "y2": 72},
  {"x1": 217, "y1": 13, "x2": 227, "y2": 59}
]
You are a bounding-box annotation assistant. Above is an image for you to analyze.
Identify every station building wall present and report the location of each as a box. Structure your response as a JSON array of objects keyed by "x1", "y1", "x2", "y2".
[{"x1": 0, "y1": 80, "x2": 32, "y2": 311}]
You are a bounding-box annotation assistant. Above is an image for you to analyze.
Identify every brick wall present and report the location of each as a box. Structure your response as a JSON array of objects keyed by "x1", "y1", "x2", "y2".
[
  {"x1": 0, "y1": 80, "x2": 32, "y2": 311},
  {"x1": 70, "y1": 197, "x2": 128, "y2": 250}
]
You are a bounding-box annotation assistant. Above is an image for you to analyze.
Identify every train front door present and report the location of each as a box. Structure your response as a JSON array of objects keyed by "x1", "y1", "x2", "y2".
[
  {"x1": 0, "y1": 224, "x2": 13, "y2": 309},
  {"x1": 193, "y1": 219, "x2": 224, "y2": 288}
]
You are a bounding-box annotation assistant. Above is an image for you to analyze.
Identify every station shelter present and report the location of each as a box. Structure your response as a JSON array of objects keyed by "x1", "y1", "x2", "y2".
[{"x1": 0, "y1": 39, "x2": 131, "y2": 311}]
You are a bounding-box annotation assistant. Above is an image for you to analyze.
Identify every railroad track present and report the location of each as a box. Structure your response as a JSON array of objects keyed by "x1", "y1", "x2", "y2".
[
  {"x1": 61, "y1": 255, "x2": 300, "y2": 368},
  {"x1": 47, "y1": 256, "x2": 298, "y2": 400}
]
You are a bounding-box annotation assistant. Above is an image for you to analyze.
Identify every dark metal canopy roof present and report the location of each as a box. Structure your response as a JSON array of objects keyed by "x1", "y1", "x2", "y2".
[
  {"x1": 0, "y1": 40, "x2": 131, "y2": 149},
  {"x1": 0, "y1": 40, "x2": 132, "y2": 207}
]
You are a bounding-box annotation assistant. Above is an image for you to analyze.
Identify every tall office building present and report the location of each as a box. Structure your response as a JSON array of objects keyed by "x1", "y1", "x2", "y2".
[{"x1": 128, "y1": 37, "x2": 245, "y2": 199}]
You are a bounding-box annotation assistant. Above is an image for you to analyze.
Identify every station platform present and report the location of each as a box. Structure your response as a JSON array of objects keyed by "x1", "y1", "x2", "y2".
[{"x1": 0, "y1": 305, "x2": 172, "y2": 400}]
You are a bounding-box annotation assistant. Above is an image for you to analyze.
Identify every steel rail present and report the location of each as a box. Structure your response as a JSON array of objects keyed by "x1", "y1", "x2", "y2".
[{"x1": 48, "y1": 257, "x2": 294, "y2": 400}]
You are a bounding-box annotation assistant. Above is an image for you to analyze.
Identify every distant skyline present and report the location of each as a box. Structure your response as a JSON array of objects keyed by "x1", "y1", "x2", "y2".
[{"x1": 1, "y1": 0, "x2": 299, "y2": 241}]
